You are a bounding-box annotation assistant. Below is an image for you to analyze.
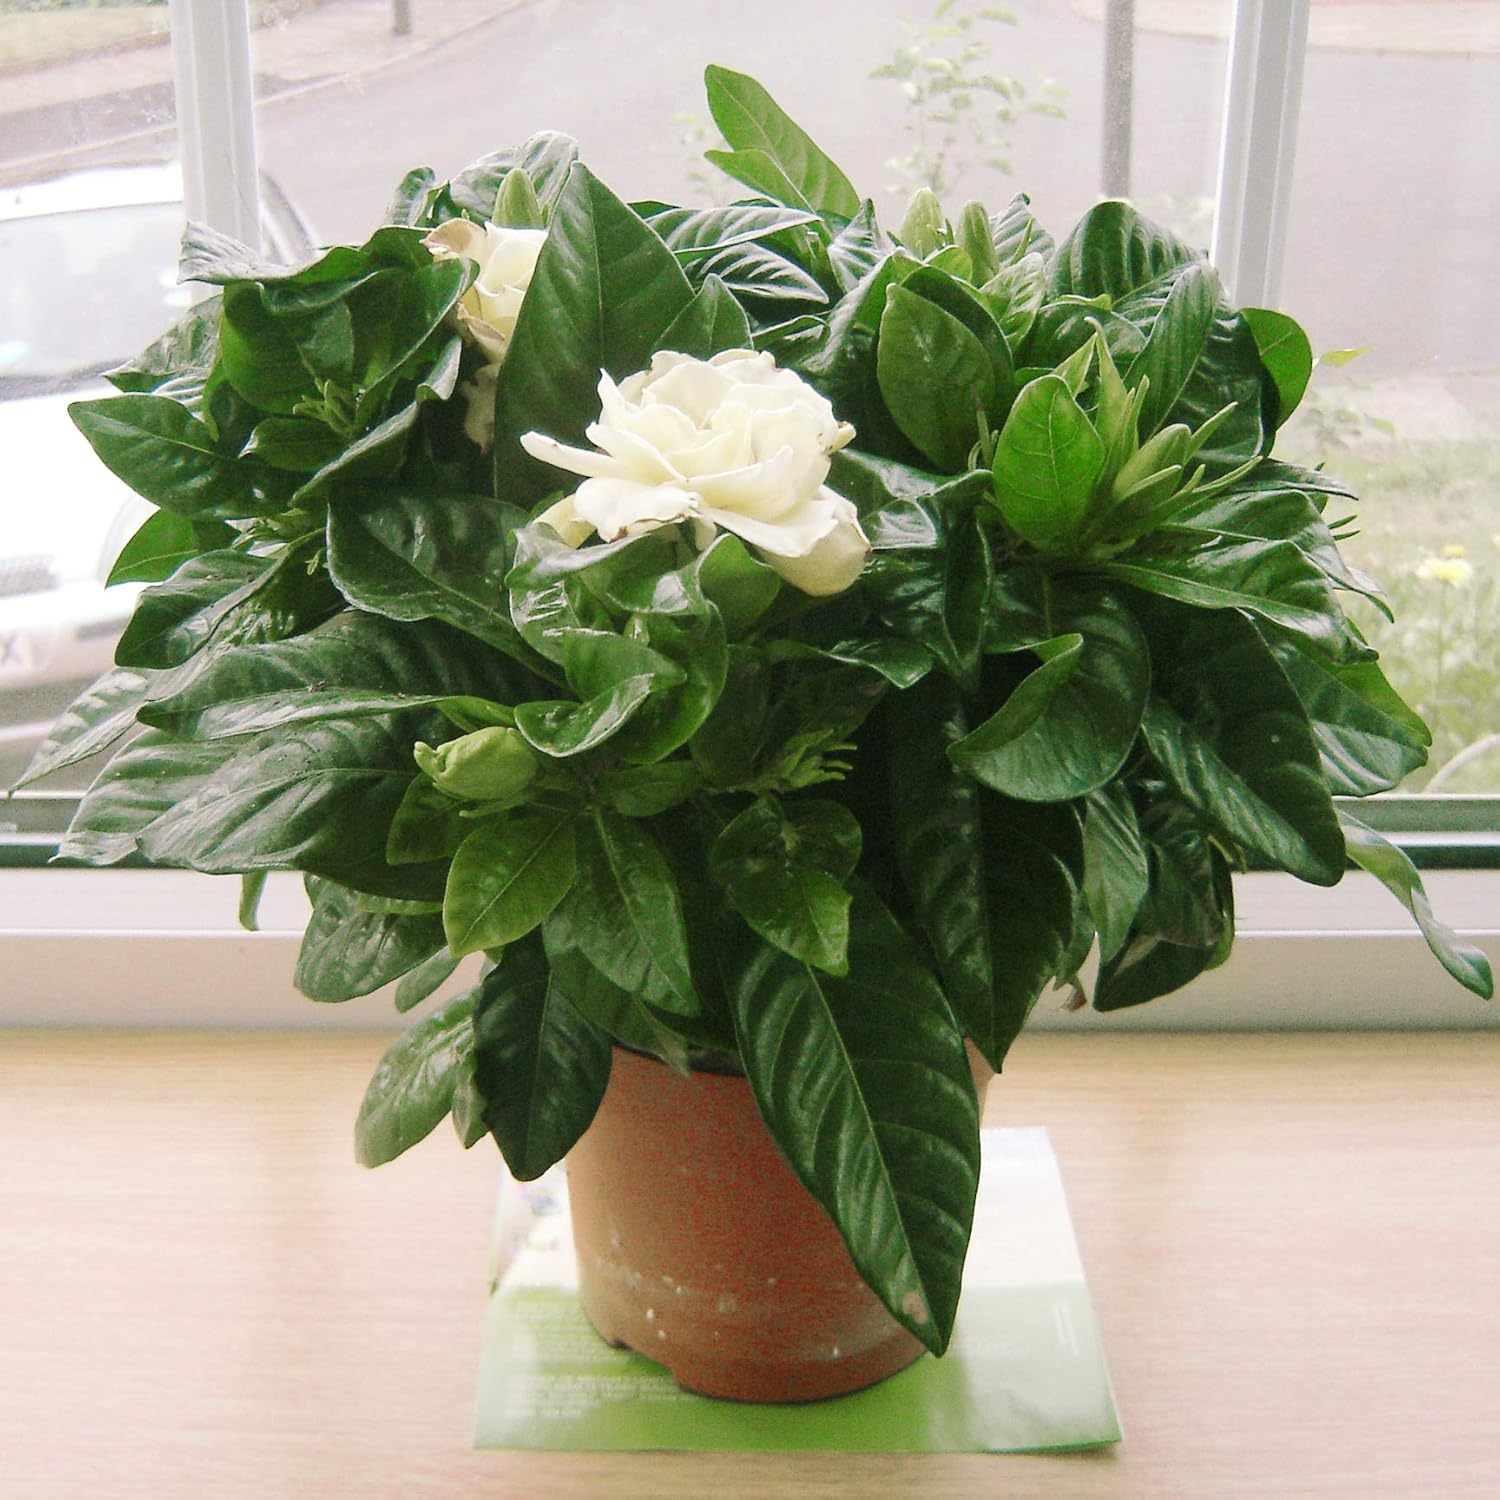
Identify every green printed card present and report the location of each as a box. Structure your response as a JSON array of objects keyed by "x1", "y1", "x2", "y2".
[{"x1": 474, "y1": 1127, "x2": 1121, "y2": 1453}]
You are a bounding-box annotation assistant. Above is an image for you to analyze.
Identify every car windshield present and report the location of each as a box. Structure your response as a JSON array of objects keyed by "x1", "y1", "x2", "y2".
[{"x1": 0, "y1": 202, "x2": 192, "y2": 392}]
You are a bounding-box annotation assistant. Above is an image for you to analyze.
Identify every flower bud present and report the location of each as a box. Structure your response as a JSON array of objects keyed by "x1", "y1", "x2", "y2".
[{"x1": 414, "y1": 727, "x2": 538, "y2": 803}]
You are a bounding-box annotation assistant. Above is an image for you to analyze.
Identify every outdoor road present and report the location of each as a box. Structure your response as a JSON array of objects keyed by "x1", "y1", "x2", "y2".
[
  {"x1": 10, "y1": 0, "x2": 1500, "y2": 381},
  {"x1": 245, "y1": 0, "x2": 1500, "y2": 383}
]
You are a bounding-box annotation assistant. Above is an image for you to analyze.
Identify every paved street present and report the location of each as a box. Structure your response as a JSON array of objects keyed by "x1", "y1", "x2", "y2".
[{"x1": 3, "y1": 0, "x2": 1499, "y2": 386}]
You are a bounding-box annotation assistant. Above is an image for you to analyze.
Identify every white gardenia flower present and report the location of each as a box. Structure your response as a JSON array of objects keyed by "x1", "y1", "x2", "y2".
[
  {"x1": 519, "y1": 349, "x2": 870, "y2": 596},
  {"x1": 424, "y1": 218, "x2": 547, "y2": 449},
  {"x1": 423, "y1": 218, "x2": 547, "y2": 364}
]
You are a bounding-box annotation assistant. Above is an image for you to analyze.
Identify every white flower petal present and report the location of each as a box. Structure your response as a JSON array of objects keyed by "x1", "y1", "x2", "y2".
[
  {"x1": 423, "y1": 219, "x2": 487, "y2": 262},
  {"x1": 459, "y1": 365, "x2": 498, "y2": 451},
  {"x1": 520, "y1": 431, "x2": 624, "y2": 479},
  {"x1": 692, "y1": 445, "x2": 802, "y2": 521},
  {"x1": 518, "y1": 348, "x2": 858, "y2": 587},
  {"x1": 535, "y1": 495, "x2": 596, "y2": 547},
  {"x1": 572, "y1": 477, "x2": 700, "y2": 542},
  {"x1": 740, "y1": 492, "x2": 871, "y2": 597}
]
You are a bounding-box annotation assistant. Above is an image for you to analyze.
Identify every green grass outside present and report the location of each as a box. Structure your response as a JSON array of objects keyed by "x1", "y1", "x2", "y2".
[
  {"x1": 1280, "y1": 423, "x2": 1500, "y2": 793},
  {"x1": 0, "y1": 4, "x2": 165, "y2": 68},
  {"x1": 0, "y1": 0, "x2": 315, "y2": 69}
]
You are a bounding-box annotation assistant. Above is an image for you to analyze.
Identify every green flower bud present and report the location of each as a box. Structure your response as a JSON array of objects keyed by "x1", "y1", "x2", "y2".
[
  {"x1": 414, "y1": 727, "x2": 539, "y2": 803},
  {"x1": 957, "y1": 200, "x2": 999, "y2": 284},
  {"x1": 899, "y1": 186, "x2": 946, "y2": 259},
  {"x1": 493, "y1": 166, "x2": 544, "y2": 230}
]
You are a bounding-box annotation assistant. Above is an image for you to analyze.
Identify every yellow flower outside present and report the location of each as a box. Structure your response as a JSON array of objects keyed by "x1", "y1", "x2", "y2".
[{"x1": 1415, "y1": 556, "x2": 1474, "y2": 587}]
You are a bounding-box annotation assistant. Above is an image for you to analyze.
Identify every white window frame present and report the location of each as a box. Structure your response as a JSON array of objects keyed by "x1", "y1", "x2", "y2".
[{"x1": 0, "y1": 0, "x2": 1495, "y2": 1032}]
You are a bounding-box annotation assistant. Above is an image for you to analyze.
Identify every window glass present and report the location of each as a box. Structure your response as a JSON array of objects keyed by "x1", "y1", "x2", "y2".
[
  {"x1": 1278, "y1": 15, "x2": 1500, "y2": 793},
  {"x1": 251, "y1": 1, "x2": 1228, "y2": 251},
  {"x1": 0, "y1": 1, "x2": 179, "y2": 791}
]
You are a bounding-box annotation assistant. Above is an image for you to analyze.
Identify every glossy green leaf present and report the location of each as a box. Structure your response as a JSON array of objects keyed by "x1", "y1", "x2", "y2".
[
  {"x1": 443, "y1": 810, "x2": 578, "y2": 958},
  {"x1": 594, "y1": 761, "x2": 700, "y2": 817},
  {"x1": 139, "y1": 613, "x2": 528, "y2": 740},
  {"x1": 728, "y1": 889, "x2": 979, "y2": 1354},
  {"x1": 548, "y1": 810, "x2": 699, "y2": 1015},
  {"x1": 13, "y1": 666, "x2": 149, "y2": 789},
  {"x1": 106, "y1": 291, "x2": 221, "y2": 394},
  {"x1": 296, "y1": 875, "x2": 445, "y2": 1001},
  {"x1": 134, "y1": 713, "x2": 435, "y2": 876},
  {"x1": 444, "y1": 131, "x2": 580, "y2": 219},
  {"x1": 979, "y1": 250, "x2": 1047, "y2": 349},
  {"x1": 990, "y1": 374, "x2": 1105, "y2": 550},
  {"x1": 1338, "y1": 813, "x2": 1493, "y2": 999},
  {"x1": 57, "y1": 730, "x2": 235, "y2": 865},
  {"x1": 614, "y1": 610, "x2": 729, "y2": 764},
  {"x1": 291, "y1": 337, "x2": 462, "y2": 503},
  {"x1": 471, "y1": 938, "x2": 614, "y2": 1180},
  {"x1": 69, "y1": 395, "x2": 263, "y2": 520},
  {"x1": 952, "y1": 640, "x2": 1082, "y2": 780},
  {"x1": 215, "y1": 283, "x2": 320, "y2": 411},
  {"x1": 648, "y1": 202, "x2": 819, "y2": 257},
  {"x1": 773, "y1": 636, "x2": 934, "y2": 689},
  {"x1": 326, "y1": 489, "x2": 530, "y2": 655},
  {"x1": 1267, "y1": 637, "x2": 1429, "y2": 796},
  {"x1": 1120, "y1": 303, "x2": 1266, "y2": 476},
  {"x1": 903, "y1": 265, "x2": 1014, "y2": 396},
  {"x1": 688, "y1": 648, "x2": 771, "y2": 787},
  {"x1": 704, "y1": 65, "x2": 860, "y2": 219},
  {"x1": 990, "y1": 193, "x2": 1055, "y2": 266},
  {"x1": 449, "y1": 1055, "x2": 488, "y2": 1149},
  {"x1": 355, "y1": 991, "x2": 475, "y2": 1166},
  {"x1": 561, "y1": 629, "x2": 684, "y2": 700},
  {"x1": 701, "y1": 148, "x2": 814, "y2": 213},
  {"x1": 686, "y1": 242, "x2": 827, "y2": 304},
  {"x1": 695, "y1": 533, "x2": 782, "y2": 634},
  {"x1": 386, "y1": 779, "x2": 472, "y2": 866},
  {"x1": 1170, "y1": 475, "x2": 1387, "y2": 615},
  {"x1": 1049, "y1": 199, "x2": 1198, "y2": 301},
  {"x1": 106, "y1": 510, "x2": 236, "y2": 586},
  {"x1": 1092, "y1": 799, "x2": 1236, "y2": 1010},
  {"x1": 1121, "y1": 261, "x2": 1219, "y2": 438},
  {"x1": 1104, "y1": 537, "x2": 1369, "y2": 663},
  {"x1": 952, "y1": 589, "x2": 1149, "y2": 801},
  {"x1": 1081, "y1": 784, "x2": 1150, "y2": 964},
  {"x1": 543, "y1": 938, "x2": 692, "y2": 1075},
  {"x1": 113, "y1": 551, "x2": 268, "y2": 670},
  {"x1": 394, "y1": 947, "x2": 461, "y2": 1013},
  {"x1": 654, "y1": 274, "x2": 753, "y2": 360},
  {"x1": 828, "y1": 200, "x2": 893, "y2": 293},
  {"x1": 863, "y1": 503, "x2": 992, "y2": 691},
  {"x1": 878, "y1": 283, "x2": 995, "y2": 471},
  {"x1": 512, "y1": 674, "x2": 654, "y2": 758},
  {"x1": 1139, "y1": 608, "x2": 1344, "y2": 884},
  {"x1": 887, "y1": 681, "x2": 1079, "y2": 1069},
  {"x1": 711, "y1": 795, "x2": 857, "y2": 973},
  {"x1": 492, "y1": 164, "x2": 693, "y2": 504},
  {"x1": 1242, "y1": 306, "x2": 1314, "y2": 427}
]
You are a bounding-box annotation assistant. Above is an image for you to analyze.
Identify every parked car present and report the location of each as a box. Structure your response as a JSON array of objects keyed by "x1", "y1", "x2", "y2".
[{"x1": 0, "y1": 161, "x2": 316, "y2": 789}]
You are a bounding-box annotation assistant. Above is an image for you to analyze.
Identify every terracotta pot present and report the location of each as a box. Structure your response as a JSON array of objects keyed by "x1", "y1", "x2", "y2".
[{"x1": 565, "y1": 1045, "x2": 991, "y2": 1404}]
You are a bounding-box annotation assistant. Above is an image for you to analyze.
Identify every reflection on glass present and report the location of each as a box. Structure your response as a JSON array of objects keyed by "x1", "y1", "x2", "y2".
[{"x1": 0, "y1": 10, "x2": 180, "y2": 791}]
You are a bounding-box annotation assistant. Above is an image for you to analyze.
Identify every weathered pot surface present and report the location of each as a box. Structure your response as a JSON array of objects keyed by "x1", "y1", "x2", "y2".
[{"x1": 565, "y1": 1046, "x2": 925, "y2": 1403}]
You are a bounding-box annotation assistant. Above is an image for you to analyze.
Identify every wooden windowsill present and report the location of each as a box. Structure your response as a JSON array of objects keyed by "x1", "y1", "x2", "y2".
[{"x1": 2, "y1": 1030, "x2": 1496, "y2": 1497}]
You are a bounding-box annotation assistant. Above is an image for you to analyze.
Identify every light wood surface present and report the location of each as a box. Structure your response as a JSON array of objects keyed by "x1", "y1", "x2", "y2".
[{"x1": 2, "y1": 1031, "x2": 1496, "y2": 1498}]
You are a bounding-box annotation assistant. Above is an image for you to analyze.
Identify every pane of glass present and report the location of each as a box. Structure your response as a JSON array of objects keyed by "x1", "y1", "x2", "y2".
[
  {"x1": 1277, "y1": 15, "x2": 1500, "y2": 794},
  {"x1": 251, "y1": 1, "x2": 1229, "y2": 249},
  {"x1": 0, "y1": 1, "x2": 179, "y2": 791}
]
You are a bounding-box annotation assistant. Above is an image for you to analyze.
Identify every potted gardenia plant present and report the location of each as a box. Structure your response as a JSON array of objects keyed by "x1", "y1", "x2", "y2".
[{"x1": 26, "y1": 66, "x2": 1490, "y2": 1403}]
